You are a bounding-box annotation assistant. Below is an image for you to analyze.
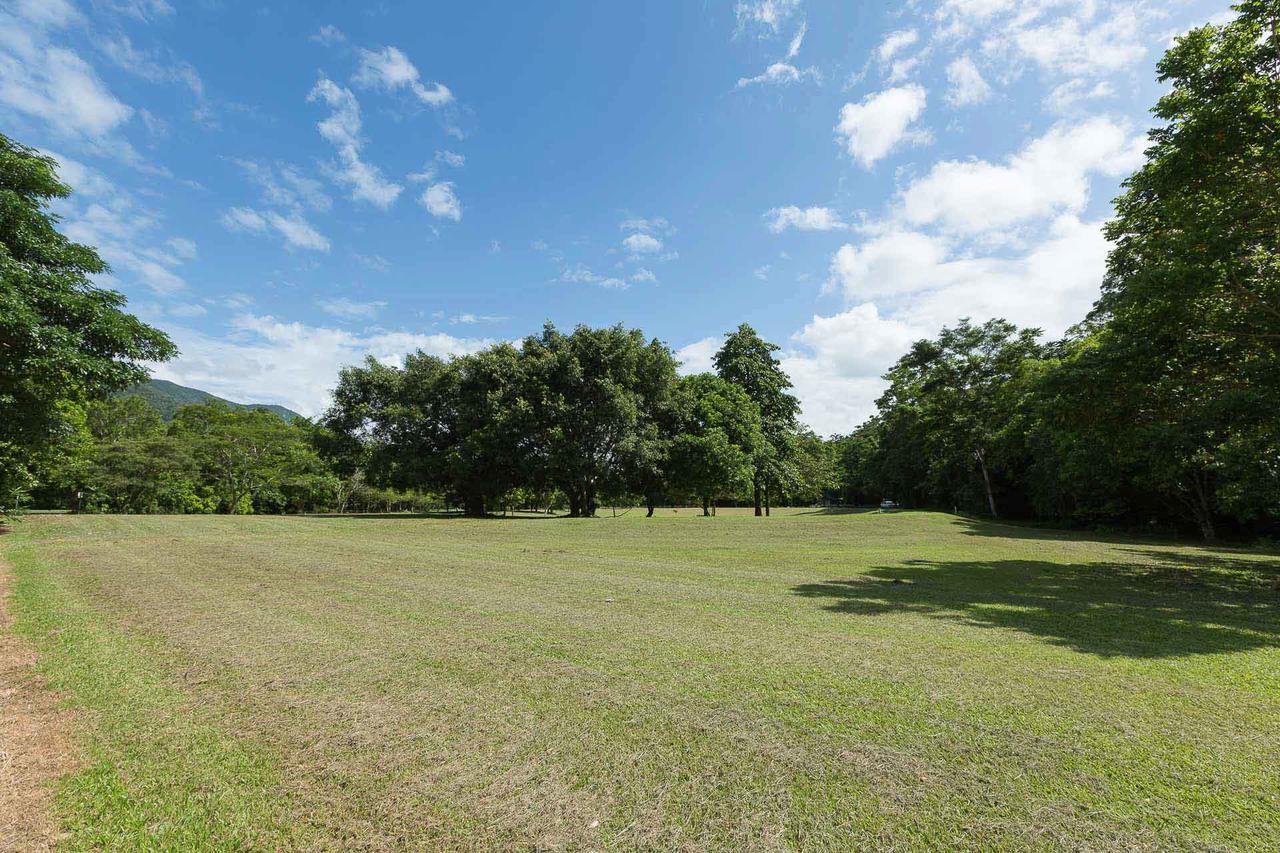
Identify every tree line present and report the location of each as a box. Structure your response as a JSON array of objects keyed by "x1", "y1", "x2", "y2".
[
  {"x1": 318, "y1": 322, "x2": 833, "y2": 517},
  {"x1": 3, "y1": 6, "x2": 1277, "y2": 540}
]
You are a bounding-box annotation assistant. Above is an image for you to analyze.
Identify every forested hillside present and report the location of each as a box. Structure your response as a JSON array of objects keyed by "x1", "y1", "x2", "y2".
[{"x1": 122, "y1": 379, "x2": 301, "y2": 422}]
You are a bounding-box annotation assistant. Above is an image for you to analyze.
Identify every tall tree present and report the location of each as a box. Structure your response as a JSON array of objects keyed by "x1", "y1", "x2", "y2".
[
  {"x1": 878, "y1": 319, "x2": 1044, "y2": 519},
  {"x1": 1084, "y1": 2, "x2": 1280, "y2": 539},
  {"x1": 323, "y1": 347, "x2": 527, "y2": 517},
  {"x1": 668, "y1": 373, "x2": 763, "y2": 516},
  {"x1": 520, "y1": 324, "x2": 677, "y2": 517},
  {"x1": 0, "y1": 134, "x2": 174, "y2": 515},
  {"x1": 712, "y1": 324, "x2": 799, "y2": 516}
]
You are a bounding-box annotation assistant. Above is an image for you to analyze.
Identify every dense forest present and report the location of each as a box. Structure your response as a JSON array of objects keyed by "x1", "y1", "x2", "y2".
[{"x1": 3, "y1": 5, "x2": 1278, "y2": 540}]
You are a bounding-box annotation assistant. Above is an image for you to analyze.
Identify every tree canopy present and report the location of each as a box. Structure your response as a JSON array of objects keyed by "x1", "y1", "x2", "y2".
[{"x1": 1, "y1": 134, "x2": 175, "y2": 515}]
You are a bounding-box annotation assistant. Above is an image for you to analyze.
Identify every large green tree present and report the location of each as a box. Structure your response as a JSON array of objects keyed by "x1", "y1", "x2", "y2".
[
  {"x1": 1083, "y1": 2, "x2": 1280, "y2": 539},
  {"x1": 0, "y1": 134, "x2": 174, "y2": 515},
  {"x1": 667, "y1": 373, "x2": 763, "y2": 516},
  {"x1": 520, "y1": 324, "x2": 677, "y2": 517},
  {"x1": 877, "y1": 319, "x2": 1044, "y2": 518},
  {"x1": 712, "y1": 324, "x2": 800, "y2": 516}
]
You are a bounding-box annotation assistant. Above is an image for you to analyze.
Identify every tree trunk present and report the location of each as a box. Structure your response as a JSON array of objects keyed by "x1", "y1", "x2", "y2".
[
  {"x1": 463, "y1": 492, "x2": 486, "y2": 518},
  {"x1": 975, "y1": 447, "x2": 998, "y2": 519},
  {"x1": 764, "y1": 484, "x2": 771, "y2": 517},
  {"x1": 646, "y1": 502, "x2": 655, "y2": 518},
  {"x1": 1188, "y1": 475, "x2": 1217, "y2": 543},
  {"x1": 753, "y1": 474, "x2": 762, "y2": 517},
  {"x1": 702, "y1": 495, "x2": 710, "y2": 517}
]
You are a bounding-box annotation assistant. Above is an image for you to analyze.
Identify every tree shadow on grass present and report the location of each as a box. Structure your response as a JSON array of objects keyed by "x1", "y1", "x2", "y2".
[{"x1": 792, "y1": 554, "x2": 1280, "y2": 658}]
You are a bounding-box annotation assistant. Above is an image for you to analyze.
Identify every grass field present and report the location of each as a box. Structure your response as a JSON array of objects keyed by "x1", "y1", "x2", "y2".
[{"x1": 3, "y1": 509, "x2": 1279, "y2": 850}]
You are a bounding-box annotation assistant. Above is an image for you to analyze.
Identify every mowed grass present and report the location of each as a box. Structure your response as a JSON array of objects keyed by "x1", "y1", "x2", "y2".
[{"x1": 3, "y1": 509, "x2": 1279, "y2": 851}]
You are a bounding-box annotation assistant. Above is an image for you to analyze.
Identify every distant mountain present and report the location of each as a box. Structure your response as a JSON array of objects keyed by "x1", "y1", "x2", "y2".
[{"x1": 121, "y1": 379, "x2": 303, "y2": 422}]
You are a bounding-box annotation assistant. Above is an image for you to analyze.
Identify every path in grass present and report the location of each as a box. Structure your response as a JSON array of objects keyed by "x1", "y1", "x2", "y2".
[
  {"x1": 3, "y1": 510, "x2": 1279, "y2": 850},
  {"x1": 0, "y1": 553, "x2": 77, "y2": 852}
]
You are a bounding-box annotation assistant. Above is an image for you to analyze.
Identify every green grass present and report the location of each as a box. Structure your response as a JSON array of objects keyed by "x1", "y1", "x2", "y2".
[{"x1": 4, "y1": 509, "x2": 1279, "y2": 850}]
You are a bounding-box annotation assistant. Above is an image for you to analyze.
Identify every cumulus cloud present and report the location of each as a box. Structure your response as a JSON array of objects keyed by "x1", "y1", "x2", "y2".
[
  {"x1": 767, "y1": 205, "x2": 846, "y2": 232},
  {"x1": 944, "y1": 55, "x2": 991, "y2": 106},
  {"x1": 623, "y1": 232, "x2": 663, "y2": 254},
  {"x1": 827, "y1": 215, "x2": 1111, "y2": 334},
  {"x1": 308, "y1": 75, "x2": 403, "y2": 209},
  {"x1": 353, "y1": 45, "x2": 453, "y2": 107},
  {"x1": 419, "y1": 181, "x2": 461, "y2": 221},
  {"x1": 674, "y1": 337, "x2": 720, "y2": 375},
  {"x1": 151, "y1": 315, "x2": 494, "y2": 417},
  {"x1": 895, "y1": 116, "x2": 1144, "y2": 238},
  {"x1": 836, "y1": 85, "x2": 929, "y2": 167}
]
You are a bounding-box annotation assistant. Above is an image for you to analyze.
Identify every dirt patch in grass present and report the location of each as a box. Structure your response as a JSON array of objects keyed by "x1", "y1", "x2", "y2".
[{"x1": 0, "y1": 555, "x2": 77, "y2": 852}]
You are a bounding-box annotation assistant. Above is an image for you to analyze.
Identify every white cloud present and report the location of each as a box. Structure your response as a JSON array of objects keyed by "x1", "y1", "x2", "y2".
[
  {"x1": 169, "y1": 302, "x2": 206, "y2": 318},
  {"x1": 318, "y1": 297, "x2": 386, "y2": 320},
  {"x1": 787, "y1": 21, "x2": 806, "y2": 59},
  {"x1": 103, "y1": 0, "x2": 173, "y2": 22},
  {"x1": 265, "y1": 211, "x2": 331, "y2": 252},
  {"x1": 736, "y1": 61, "x2": 820, "y2": 88},
  {"x1": 828, "y1": 215, "x2": 1112, "y2": 334},
  {"x1": 895, "y1": 117, "x2": 1143, "y2": 238},
  {"x1": 735, "y1": 0, "x2": 802, "y2": 35},
  {"x1": 234, "y1": 159, "x2": 333, "y2": 213},
  {"x1": 792, "y1": 303, "x2": 924, "y2": 379},
  {"x1": 945, "y1": 55, "x2": 991, "y2": 106},
  {"x1": 619, "y1": 217, "x2": 674, "y2": 236},
  {"x1": 220, "y1": 206, "x2": 330, "y2": 252},
  {"x1": 1046, "y1": 78, "x2": 1115, "y2": 113},
  {"x1": 311, "y1": 25, "x2": 346, "y2": 46},
  {"x1": 631, "y1": 268, "x2": 657, "y2": 283},
  {"x1": 835, "y1": 85, "x2": 929, "y2": 168},
  {"x1": 558, "y1": 264, "x2": 629, "y2": 290},
  {"x1": 754, "y1": 265, "x2": 771, "y2": 280},
  {"x1": 997, "y1": 4, "x2": 1148, "y2": 77},
  {"x1": 166, "y1": 237, "x2": 197, "y2": 260},
  {"x1": 622, "y1": 233, "x2": 662, "y2": 254},
  {"x1": 99, "y1": 35, "x2": 205, "y2": 106},
  {"x1": 152, "y1": 315, "x2": 494, "y2": 417},
  {"x1": 767, "y1": 205, "x2": 846, "y2": 232},
  {"x1": 419, "y1": 182, "x2": 462, "y2": 221},
  {"x1": 436, "y1": 149, "x2": 465, "y2": 167},
  {"x1": 675, "y1": 337, "x2": 719, "y2": 375},
  {"x1": 220, "y1": 206, "x2": 267, "y2": 232},
  {"x1": 353, "y1": 45, "x2": 453, "y2": 107},
  {"x1": 354, "y1": 253, "x2": 391, "y2": 272},
  {"x1": 0, "y1": 26, "x2": 133, "y2": 139},
  {"x1": 308, "y1": 75, "x2": 403, "y2": 209},
  {"x1": 876, "y1": 29, "x2": 918, "y2": 62},
  {"x1": 790, "y1": 214, "x2": 1116, "y2": 434}
]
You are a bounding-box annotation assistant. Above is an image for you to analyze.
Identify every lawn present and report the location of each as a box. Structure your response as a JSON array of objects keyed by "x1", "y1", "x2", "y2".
[{"x1": 3, "y1": 509, "x2": 1278, "y2": 850}]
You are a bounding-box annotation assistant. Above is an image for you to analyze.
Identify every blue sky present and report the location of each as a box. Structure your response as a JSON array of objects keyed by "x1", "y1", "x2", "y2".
[{"x1": 2, "y1": 0, "x2": 1229, "y2": 432}]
